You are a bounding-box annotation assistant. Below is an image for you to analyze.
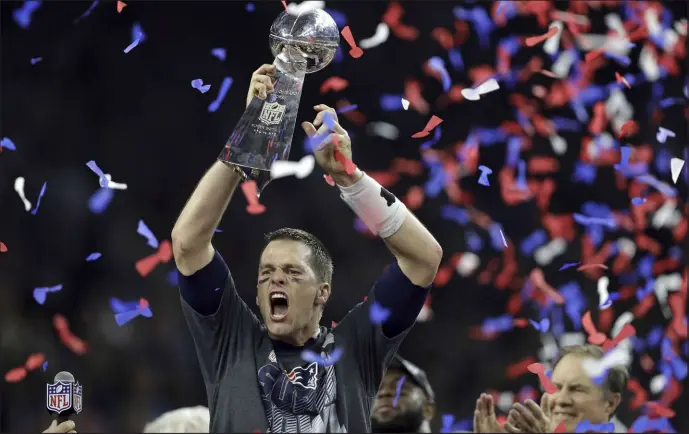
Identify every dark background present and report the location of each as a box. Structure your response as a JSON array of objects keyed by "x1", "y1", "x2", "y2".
[{"x1": 1, "y1": 0, "x2": 687, "y2": 432}]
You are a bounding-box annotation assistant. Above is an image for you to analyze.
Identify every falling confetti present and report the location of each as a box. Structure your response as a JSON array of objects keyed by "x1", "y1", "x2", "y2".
[
  {"x1": 301, "y1": 347, "x2": 344, "y2": 367},
  {"x1": 411, "y1": 115, "x2": 443, "y2": 138},
  {"x1": 240, "y1": 181, "x2": 266, "y2": 215},
  {"x1": 270, "y1": 155, "x2": 315, "y2": 180},
  {"x1": 208, "y1": 76, "x2": 233, "y2": 113},
  {"x1": 341, "y1": 26, "x2": 363, "y2": 58},
  {"x1": 191, "y1": 78, "x2": 211, "y2": 94},
  {"x1": 0, "y1": 242, "x2": 7, "y2": 252},
  {"x1": 369, "y1": 301, "x2": 391, "y2": 324},
  {"x1": 116, "y1": 1, "x2": 126, "y2": 13},
  {"x1": 1, "y1": 137, "x2": 16, "y2": 151},
  {"x1": 33, "y1": 284, "x2": 63, "y2": 305},
  {"x1": 358, "y1": 23, "x2": 390, "y2": 49},
  {"x1": 123, "y1": 23, "x2": 146, "y2": 54},
  {"x1": 14, "y1": 177, "x2": 32, "y2": 211}
]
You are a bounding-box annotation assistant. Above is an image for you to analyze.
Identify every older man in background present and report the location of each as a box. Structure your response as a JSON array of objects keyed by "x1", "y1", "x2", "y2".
[
  {"x1": 474, "y1": 344, "x2": 629, "y2": 433},
  {"x1": 371, "y1": 355, "x2": 436, "y2": 433}
]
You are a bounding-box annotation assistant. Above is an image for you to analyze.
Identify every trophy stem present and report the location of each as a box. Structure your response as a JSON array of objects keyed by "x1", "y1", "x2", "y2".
[{"x1": 218, "y1": 52, "x2": 306, "y2": 197}]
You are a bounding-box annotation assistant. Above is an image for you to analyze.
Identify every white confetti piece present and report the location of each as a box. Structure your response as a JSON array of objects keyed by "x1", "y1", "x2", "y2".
[
  {"x1": 649, "y1": 374, "x2": 667, "y2": 394},
  {"x1": 461, "y1": 78, "x2": 499, "y2": 101},
  {"x1": 670, "y1": 158, "x2": 684, "y2": 184},
  {"x1": 401, "y1": 98, "x2": 410, "y2": 110},
  {"x1": 99, "y1": 174, "x2": 128, "y2": 190},
  {"x1": 358, "y1": 23, "x2": 390, "y2": 49},
  {"x1": 270, "y1": 155, "x2": 315, "y2": 180},
  {"x1": 582, "y1": 346, "x2": 632, "y2": 379},
  {"x1": 549, "y1": 134, "x2": 567, "y2": 155},
  {"x1": 286, "y1": 1, "x2": 325, "y2": 16},
  {"x1": 597, "y1": 276, "x2": 611, "y2": 310},
  {"x1": 543, "y1": 21, "x2": 563, "y2": 55},
  {"x1": 456, "y1": 252, "x2": 479, "y2": 276},
  {"x1": 367, "y1": 122, "x2": 399, "y2": 140},
  {"x1": 14, "y1": 177, "x2": 32, "y2": 212}
]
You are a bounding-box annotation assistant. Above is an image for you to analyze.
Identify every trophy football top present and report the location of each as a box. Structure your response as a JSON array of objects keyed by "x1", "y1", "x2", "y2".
[{"x1": 269, "y1": 9, "x2": 340, "y2": 73}]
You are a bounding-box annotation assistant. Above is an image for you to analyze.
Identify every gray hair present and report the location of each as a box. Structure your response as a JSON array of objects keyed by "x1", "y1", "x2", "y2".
[{"x1": 143, "y1": 406, "x2": 210, "y2": 433}]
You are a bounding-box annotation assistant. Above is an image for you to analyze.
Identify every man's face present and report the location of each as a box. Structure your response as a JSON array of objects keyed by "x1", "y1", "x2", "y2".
[
  {"x1": 371, "y1": 368, "x2": 429, "y2": 433},
  {"x1": 257, "y1": 240, "x2": 325, "y2": 341},
  {"x1": 549, "y1": 354, "x2": 618, "y2": 432}
]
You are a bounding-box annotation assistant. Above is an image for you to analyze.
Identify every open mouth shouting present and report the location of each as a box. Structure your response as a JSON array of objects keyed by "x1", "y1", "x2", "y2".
[{"x1": 269, "y1": 291, "x2": 289, "y2": 321}]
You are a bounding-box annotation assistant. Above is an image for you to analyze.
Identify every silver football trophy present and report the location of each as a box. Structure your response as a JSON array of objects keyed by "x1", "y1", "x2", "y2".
[
  {"x1": 47, "y1": 371, "x2": 83, "y2": 422},
  {"x1": 218, "y1": 9, "x2": 340, "y2": 195}
]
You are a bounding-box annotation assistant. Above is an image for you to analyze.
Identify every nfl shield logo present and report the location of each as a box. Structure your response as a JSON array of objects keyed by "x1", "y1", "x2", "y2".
[
  {"x1": 46, "y1": 381, "x2": 73, "y2": 414},
  {"x1": 258, "y1": 101, "x2": 286, "y2": 125},
  {"x1": 73, "y1": 382, "x2": 83, "y2": 414}
]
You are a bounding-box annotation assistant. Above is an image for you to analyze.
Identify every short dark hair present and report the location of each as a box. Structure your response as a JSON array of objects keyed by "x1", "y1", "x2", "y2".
[
  {"x1": 263, "y1": 228, "x2": 333, "y2": 285},
  {"x1": 554, "y1": 344, "x2": 629, "y2": 415}
]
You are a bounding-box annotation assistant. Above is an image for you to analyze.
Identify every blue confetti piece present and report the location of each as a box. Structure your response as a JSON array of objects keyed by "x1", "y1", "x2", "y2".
[
  {"x1": 659, "y1": 97, "x2": 685, "y2": 108},
  {"x1": 115, "y1": 310, "x2": 140, "y2": 326},
  {"x1": 573, "y1": 213, "x2": 616, "y2": 228},
  {"x1": 369, "y1": 301, "x2": 391, "y2": 324},
  {"x1": 392, "y1": 375, "x2": 405, "y2": 407},
  {"x1": 214, "y1": 287, "x2": 220, "y2": 292},
  {"x1": 301, "y1": 347, "x2": 344, "y2": 366},
  {"x1": 13, "y1": 0, "x2": 42, "y2": 29},
  {"x1": 440, "y1": 205, "x2": 470, "y2": 226},
  {"x1": 477, "y1": 165, "x2": 492, "y2": 186},
  {"x1": 482, "y1": 314, "x2": 514, "y2": 333},
  {"x1": 110, "y1": 297, "x2": 139, "y2": 313},
  {"x1": 167, "y1": 269, "x2": 179, "y2": 285},
  {"x1": 505, "y1": 137, "x2": 521, "y2": 167},
  {"x1": 191, "y1": 78, "x2": 211, "y2": 94},
  {"x1": 466, "y1": 231, "x2": 483, "y2": 252},
  {"x1": 654, "y1": 147, "x2": 671, "y2": 174},
  {"x1": 245, "y1": 2, "x2": 255, "y2": 12},
  {"x1": 137, "y1": 220, "x2": 159, "y2": 249},
  {"x1": 424, "y1": 164, "x2": 446, "y2": 198},
  {"x1": 516, "y1": 160, "x2": 527, "y2": 190},
  {"x1": 42, "y1": 361, "x2": 48, "y2": 372},
  {"x1": 440, "y1": 414, "x2": 455, "y2": 433},
  {"x1": 30, "y1": 182, "x2": 47, "y2": 215},
  {"x1": 30, "y1": 57, "x2": 42, "y2": 65},
  {"x1": 419, "y1": 126, "x2": 442, "y2": 150},
  {"x1": 520, "y1": 229, "x2": 547, "y2": 256},
  {"x1": 552, "y1": 117, "x2": 581, "y2": 133},
  {"x1": 215, "y1": 229, "x2": 223, "y2": 233},
  {"x1": 88, "y1": 187, "x2": 114, "y2": 214},
  {"x1": 33, "y1": 284, "x2": 63, "y2": 305},
  {"x1": 488, "y1": 223, "x2": 506, "y2": 251},
  {"x1": 86, "y1": 252, "x2": 101, "y2": 261},
  {"x1": 124, "y1": 22, "x2": 146, "y2": 54},
  {"x1": 447, "y1": 48, "x2": 464, "y2": 71},
  {"x1": 380, "y1": 94, "x2": 403, "y2": 111},
  {"x1": 73, "y1": 0, "x2": 98, "y2": 24},
  {"x1": 603, "y1": 52, "x2": 631, "y2": 67},
  {"x1": 86, "y1": 160, "x2": 109, "y2": 187},
  {"x1": 211, "y1": 47, "x2": 226, "y2": 61},
  {"x1": 559, "y1": 262, "x2": 579, "y2": 271},
  {"x1": 1, "y1": 137, "x2": 17, "y2": 151},
  {"x1": 324, "y1": 9, "x2": 347, "y2": 27},
  {"x1": 573, "y1": 162, "x2": 597, "y2": 184},
  {"x1": 428, "y1": 57, "x2": 451, "y2": 92},
  {"x1": 529, "y1": 318, "x2": 550, "y2": 332},
  {"x1": 208, "y1": 76, "x2": 233, "y2": 112},
  {"x1": 636, "y1": 174, "x2": 676, "y2": 197},
  {"x1": 336, "y1": 104, "x2": 357, "y2": 114},
  {"x1": 575, "y1": 420, "x2": 615, "y2": 433},
  {"x1": 631, "y1": 197, "x2": 647, "y2": 206}
]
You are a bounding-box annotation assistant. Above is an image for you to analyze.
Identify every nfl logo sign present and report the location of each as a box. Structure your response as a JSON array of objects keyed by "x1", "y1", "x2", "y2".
[
  {"x1": 46, "y1": 381, "x2": 73, "y2": 414},
  {"x1": 73, "y1": 382, "x2": 83, "y2": 414},
  {"x1": 258, "y1": 101, "x2": 286, "y2": 125}
]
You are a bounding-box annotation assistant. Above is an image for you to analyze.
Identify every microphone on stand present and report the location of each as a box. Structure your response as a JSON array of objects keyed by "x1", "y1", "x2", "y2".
[{"x1": 46, "y1": 371, "x2": 83, "y2": 423}]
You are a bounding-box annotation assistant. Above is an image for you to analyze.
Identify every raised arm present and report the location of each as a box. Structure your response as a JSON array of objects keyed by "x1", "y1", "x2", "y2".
[{"x1": 171, "y1": 63, "x2": 276, "y2": 275}]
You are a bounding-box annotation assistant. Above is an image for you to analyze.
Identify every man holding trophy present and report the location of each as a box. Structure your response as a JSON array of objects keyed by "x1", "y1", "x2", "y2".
[{"x1": 172, "y1": 8, "x2": 442, "y2": 434}]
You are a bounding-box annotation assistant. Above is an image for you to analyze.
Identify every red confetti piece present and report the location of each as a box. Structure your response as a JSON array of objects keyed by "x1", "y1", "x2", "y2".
[
  {"x1": 319, "y1": 77, "x2": 349, "y2": 94},
  {"x1": 135, "y1": 240, "x2": 173, "y2": 277},
  {"x1": 527, "y1": 362, "x2": 557, "y2": 394},
  {"x1": 53, "y1": 314, "x2": 88, "y2": 355},
  {"x1": 668, "y1": 294, "x2": 687, "y2": 338},
  {"x1": 24, "y1": 352, "x2": 45, "y2": 370},
  {"x1": 116, "y1": 1, "x2": 126, "y2": 13},
  {"x1": 617, "y1": 120, "x2": 639, "y2": 138},
  {"x1": 615, "y1": 72, "x2": 631, "y2": 89},
  {"x1": 323, "y1": 174, "x2": 335, "y2": 186},
  {"x1": 431, "y1": 27, "x2": 454, "y2": 50},
  {"x1": 411, "y1": 115, "x2": 443, "y2": 138},
  {"x1": 602, "y1": 323, "x2": 636, "y2": 352},
  {"x1": 627, "y1": 378, "x2": 649, "y2": 409},
  {"x1": 524, "y1": 26, "x2": 559, "y2": 47},
  {"x1": 645, "y1": 402, "x2": 675, "y2": 419},
  {"x1": 659, "y1": 377, "x2": 680, "y2": 408},
  {"x1": 576, "y1": 263, "x2": 608, "y2": 271},
  {"x1": 581, "y1": 311, "x2": 608, "y2": 346},
  {"x1": 240, "y1": 181, "x2": 266, "y2": 215},
  {"x1": 0, "y1": 242, "x2": 6, "y2": 252},
  {"x1": 539, "y1": 69, "x2": 559, "y2": 79},
  {"x1": 331, "y1": 135, "x2": 357, "y2": 175},
  {"x1": 340, "y1": 26, "x2": 363, "y2": 58},
  {"x1": 529, "y1": 268, "x2": 564, "y2": 304},
  {"x1": 505, "y1": 356, "x2": 537, "y2": 379},
  {"x1": 403, "y1": 185, "x2": 424, "y2": 210},
  {"x1": 4, "y1": 367, "x2": 27, "y2": 383},
  {"x1": 331, "y1": 321, "x2": 337, "y2": 328},
  {"x1": 280, "y1": 0, "x2": 287, "y2": 11},
  {"x1": 553, "y1": 422, "x2": 566, "y2": 433}
]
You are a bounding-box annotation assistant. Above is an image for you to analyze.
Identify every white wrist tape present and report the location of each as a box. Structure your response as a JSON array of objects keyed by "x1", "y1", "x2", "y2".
[{"x1": 338, "y1": 172, "x2": 407, "y2": 238}]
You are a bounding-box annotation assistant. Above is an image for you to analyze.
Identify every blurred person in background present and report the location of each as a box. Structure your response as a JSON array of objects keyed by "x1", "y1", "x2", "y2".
[
  {"x1": 142, "y1": 406, "x2": 210, "y2": 433},
  {"x1": 172, "y1": 64, "x2": 442, "y2": 432},
  {"x1": 371, "y1": 355, "x2": 435, "y2": 433},
  {"x1": 474, "y1": 344, "x2": 628, "y2": 433},
  {"x1": 43, "y1": 420, "x2": 77, "y2": 433}
]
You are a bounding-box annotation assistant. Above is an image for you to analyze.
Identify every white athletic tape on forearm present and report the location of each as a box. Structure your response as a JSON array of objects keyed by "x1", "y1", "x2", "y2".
[{"x1": 338, "y1": 172, "x2": 406, "y2": 238}]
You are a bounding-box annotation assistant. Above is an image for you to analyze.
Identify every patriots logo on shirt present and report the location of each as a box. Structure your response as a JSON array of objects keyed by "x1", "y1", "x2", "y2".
[{"x1": 286, "y1": 362, "x2": 318, "y2": 390}]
